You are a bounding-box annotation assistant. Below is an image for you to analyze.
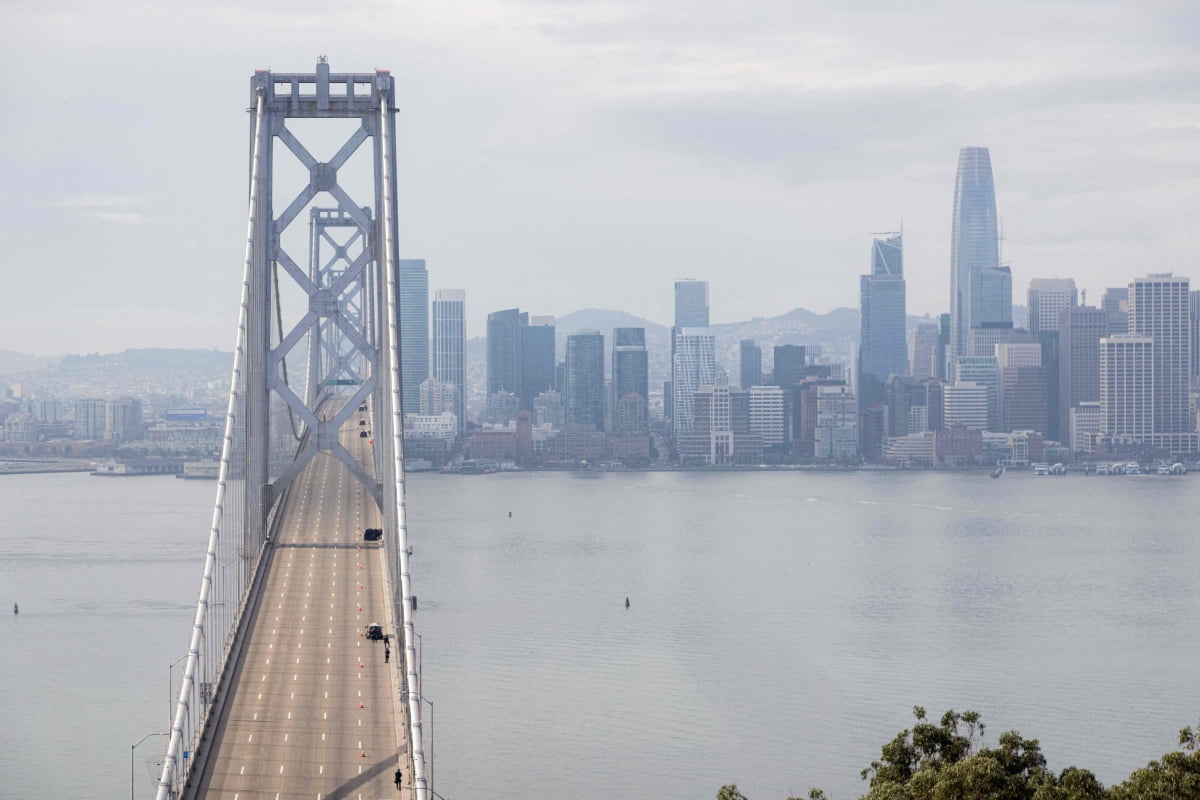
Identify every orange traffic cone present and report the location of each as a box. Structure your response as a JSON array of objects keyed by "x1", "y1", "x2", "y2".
[{"x1": 360, "y1": 702, "x2": 365, "y2": 708}]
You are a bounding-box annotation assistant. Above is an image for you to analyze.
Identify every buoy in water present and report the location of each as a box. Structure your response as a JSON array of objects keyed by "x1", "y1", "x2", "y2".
[
  {"x1": 508, "y1": 511, "x2": 512, "y2": 518},
  {"x1": 625, "y1": 597, "x2": 630, "y2": 609},
  {"x1": 12, "y1": 603, "x2": 17, "y2": 615}
]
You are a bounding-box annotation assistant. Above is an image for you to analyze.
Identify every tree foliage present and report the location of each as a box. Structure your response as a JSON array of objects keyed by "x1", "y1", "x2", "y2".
[{"x1": 721, "y1": 713, "x2": 1200, "y2": 800}]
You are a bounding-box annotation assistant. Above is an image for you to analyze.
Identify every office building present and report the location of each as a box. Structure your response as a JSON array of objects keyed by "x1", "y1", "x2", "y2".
[
  {"x1": 1191, "y1": 290, "x2": 1200, "y2": 382},
  {"x1": 431, "y1": 289, "x2": 466, "y2": 432},
  {"x1": 674, "y1": 280, "x2": 710, "y2": 328},
  {"x1": 418, "y1": 377, "x2": 457, "y2": 418},
  {"x1": 950, "y1": 147, "x2": 1012, "y2": 364},
  {"x1": 859, "y1": 232, "x2": 908, "y2": 435},
  {"x1": 748, "y1": 385, "x2": 785, "y2": 448},
  {"x1": 1100, "y1": 335, "x2": 1154, "y2": 438},
  {"x1": 967, "y1": 324, "x2": 1034, "y2": 357},
  {"x1": 1103, "y1": 287, "x2": 1129, "y2": 334},
  {"x1": 909, "y1": 322, "x2": 940, "y2": 381},
  {"x1": 1058, "y1": 305, "x2": 1109, "y2": 443},
  {"x1": 954, "y1": 356, "x2": 999, "y2": 431},
  {"x1": 1027, "y1": 278, "x2": 1077, "y2": 335},
  {"x1": 1070, "y1": 402, "x2": 1101, "y2": 452},
  {"x1": 671, "y1": 328, "x2": 716, "y2": 435},
  {"x1": 740, "y1": 340, "x2": 762, "y2": 390},
  {"x1": 943, "y1": 383, "x2": 990, "y2": 430},
  {"x1": 565, "y1": 331, "x2": 605, "y2": 430},
  {"x1": 692, "y1": 371, "x2": 734, "y2": 465},
  {"x1": 1129, "y1": 274, "x2": 1192, "y2": 433},
  {"x1": 814, "y1": 385, "x2": 858, "y2": 459},
  {"x1": 396, "y1": 259, "x2": 429, "y2": 416},
  {"x1": 105, "y1": 397, "x2": 144, "y2": 442},
  {"x1": 612, "y1": 328, "x2": 649, "y2": 434},
  {"x1": 521, "y1": 316, "x2": 556, "y2": 412},
  {"x1": 487, "y1": 308, "x2": 524, "y2": 398}
]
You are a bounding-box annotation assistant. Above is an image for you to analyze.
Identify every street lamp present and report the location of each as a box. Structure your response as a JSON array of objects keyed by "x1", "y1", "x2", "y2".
[
  {"x1": 168, "y1": 654, "x2": 188, "y2": 728},
  {"x1": 131, "y1": 732, "x2": 168, "y2": 800}
]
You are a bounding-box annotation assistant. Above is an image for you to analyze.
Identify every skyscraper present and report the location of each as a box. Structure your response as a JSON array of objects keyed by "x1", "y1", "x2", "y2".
[
  {"x1": 521, "y1": 316, "x2": 556, "y2": 412},
  {"x1": 739, "y1": 339, "x2": 762, "y2": 389},
  {"x1": 674, "y1": 280, "x2": 710, "y2": 328},
  {"x1": 486, "y1": 308, "x2": 524, "y2": 398},
  {"x1": 565, "y1": 331, "x2": 605, "y2": 430},
  {"x1": 1191, "y1": 290, "x2": 1200, "y2": 382},
  {"x1": 909, "y1": 322, "x2": 940, "y2": 381},
  {"x1": 1058, "y1": 305, "x2": 1108, "y2": 443},
  {"x1": 859, "y1": 231, "x2": 908, "y2": 431},
  {"x1": 396, "y1": 259, "x2": 429, "y2": 415},
  {"x1": 431, "y1": 289, "x2": 466, "y2": 432},
  {"x1": 612, "y1": 328, "x2": 648, "y2": 434},
  {"x1": 670, "y1": 280, "x2": 710, "y2": 435},
  {"x1": 1129, "y1": 273, "x2": 1191, "y2": 433},
  {"x1": 950, "y1": 147, "x2": 1006, "y2": 361},
  {"x1": 672, "y1": 328, "x2": 716, "y2": 435},
  {"x1": 1100, "y1": 335, "x2": 1154, "y2": 438},
  {"x1": 1027, "y1": 278, "x2": 1078, "y2": 336}
]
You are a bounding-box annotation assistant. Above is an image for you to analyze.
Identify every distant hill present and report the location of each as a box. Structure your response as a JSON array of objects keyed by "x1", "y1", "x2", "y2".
[{"x1": 0, "y1": 349, "x2": 59, "y2": 372}]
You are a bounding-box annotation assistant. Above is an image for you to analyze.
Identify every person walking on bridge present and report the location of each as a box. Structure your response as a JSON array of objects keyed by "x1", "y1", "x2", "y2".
[{"x1": 394, "y1": 768, "x2": 402, "y2": 789}]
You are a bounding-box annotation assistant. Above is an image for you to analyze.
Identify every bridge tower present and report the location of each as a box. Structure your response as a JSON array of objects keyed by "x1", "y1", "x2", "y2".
[{"x1": 156, "y1": 61, "x2": 427, "y2": 799}]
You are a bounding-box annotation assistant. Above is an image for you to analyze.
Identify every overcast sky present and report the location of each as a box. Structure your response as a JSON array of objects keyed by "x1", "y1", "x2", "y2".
[{"x1": 2, "y1": 0, "x2": 1197, "y2": 354}]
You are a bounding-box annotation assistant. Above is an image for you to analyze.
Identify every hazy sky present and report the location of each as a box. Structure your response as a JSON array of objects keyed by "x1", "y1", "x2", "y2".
[{"x1": 2, "y1": 0, "x2": 1197, "y2": 354}]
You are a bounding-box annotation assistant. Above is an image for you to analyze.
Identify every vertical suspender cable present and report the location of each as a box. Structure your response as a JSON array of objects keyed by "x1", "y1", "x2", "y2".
[
  {"x1": 155, "y1": 88, "x2": 267, "y2": 800},
  {"x1": 377, "y1": 85, "x2": 430, "y2": 800}
]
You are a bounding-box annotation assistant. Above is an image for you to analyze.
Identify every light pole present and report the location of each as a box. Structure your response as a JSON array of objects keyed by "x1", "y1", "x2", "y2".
[
  {"x1": 131, "y1": 732, "x2": 168, "y2": 800},
  {"x1": 168, "y1": 653, "x2": 188, "y2": 728}
]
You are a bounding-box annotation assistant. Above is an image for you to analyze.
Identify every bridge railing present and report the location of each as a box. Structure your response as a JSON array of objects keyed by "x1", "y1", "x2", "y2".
[{"x1": 153, "y1": 90, "x2": 270, "y2": 800}]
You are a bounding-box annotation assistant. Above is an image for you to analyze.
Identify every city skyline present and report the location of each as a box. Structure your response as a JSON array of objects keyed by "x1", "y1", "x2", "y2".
[{"x1": 3, "y1": 3, "x2": 1198, "y2": 354}]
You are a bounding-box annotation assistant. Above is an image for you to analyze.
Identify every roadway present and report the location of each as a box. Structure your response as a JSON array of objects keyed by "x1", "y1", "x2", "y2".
[{"x1": 193, "y1": 408, "x2": 408, "y2": 799}]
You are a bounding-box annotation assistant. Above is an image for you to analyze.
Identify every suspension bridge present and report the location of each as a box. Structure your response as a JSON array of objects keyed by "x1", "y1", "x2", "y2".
[{"x1": 153, "y1": 60, "x2": 430, "y2": 799}]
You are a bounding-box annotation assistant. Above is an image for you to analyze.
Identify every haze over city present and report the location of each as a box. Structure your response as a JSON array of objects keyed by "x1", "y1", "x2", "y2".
[{"x1": 3, "y1": 0, "x2": 1198, "y2": 354}]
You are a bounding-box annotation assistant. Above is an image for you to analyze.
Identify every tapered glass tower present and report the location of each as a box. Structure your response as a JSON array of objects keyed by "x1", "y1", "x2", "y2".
[{"x1": 950, "y1": 147, "x2": 1004, "y2": 362}]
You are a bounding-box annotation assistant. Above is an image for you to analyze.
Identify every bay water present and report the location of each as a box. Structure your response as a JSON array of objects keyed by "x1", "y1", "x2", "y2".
[{"x1": 1, "y1": 469, "x2": 1196, "y2": 799}]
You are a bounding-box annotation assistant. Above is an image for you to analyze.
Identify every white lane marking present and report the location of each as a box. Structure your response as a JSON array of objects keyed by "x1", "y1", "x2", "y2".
[
  {"x1": 291, "y1": 692, "x2": 295, "y2": 699},
  {"x1": 247, "y1": 734, "x2": 253, "y2": 743},
  {"x1": 284, "y1": 733, "x2": 289, "y2": 742},
  {"x1": 240, "y1": 766, "x2": 245, "y2": 774},
  {"x1": 320, "y1": 765, "x2": 324, "y2": 775},
  {"x1": 279, "y1": 765, "x2": 284, "y2": 774},
  {"x1": 253, "y1": 712, "x2": 257, "y2": 720}
]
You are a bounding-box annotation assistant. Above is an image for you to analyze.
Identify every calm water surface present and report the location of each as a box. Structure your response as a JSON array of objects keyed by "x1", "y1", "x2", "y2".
[{"x1": 1, "y1": 469, "x2": 1197, "y2": 799}]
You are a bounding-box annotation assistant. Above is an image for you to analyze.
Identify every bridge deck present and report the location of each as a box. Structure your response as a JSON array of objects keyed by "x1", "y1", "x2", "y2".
[{"x1": 194, "y1": 415, "x2": 408, "y2": 799}]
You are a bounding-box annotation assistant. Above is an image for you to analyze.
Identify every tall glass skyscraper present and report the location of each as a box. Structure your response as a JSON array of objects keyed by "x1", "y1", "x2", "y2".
[
  {"x1": 674, "y1": 280, "x2": 710, "y2": 327},
  {"x1": 950, "y1": 147, "x2": 1008, "y2": 361},
  {"x1": 565, "y1": 331, "x2": 605, "y2": 430},
  {"x1": 859, "y1": 233, "x2": 908, "y2": 384},
  {"x1": 520, "y1": 316, "x2": 556, "y2": 412},
  {"x1": 672, "y1": 328, "x2": 716, "y2": 435},
  {"x1": 396, "y1": 259, "x2": 429, "y2": 416},
  {"x1": 612, "y1": 328, "x2": 648, "y2": 402},
  {"x1": 432, "y1": 289, "x2": 465, "y2": 432},
  {"x1": 487, "y1": 308, "x2": 524, "y2": 398}
]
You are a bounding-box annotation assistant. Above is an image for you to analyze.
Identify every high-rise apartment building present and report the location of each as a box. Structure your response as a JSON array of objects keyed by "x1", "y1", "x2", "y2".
[
  {"x1": 1100, "y1": 335, "x2": 1154, "y2": 438},
  {"x1": 1058, "y1": 305, "x2": 1109, "y2": 443},
  {"x1": 105, "y1": 398, "x2": 144, "y2": 442},
  {"x1": 671, "y1": 328, "x2": 716, "y2": 435},
  {"x1": 431, "y1": 289, "x2": 466, "y2": 432},
  {"x1": 565, "y1": 331, "x2": 605, "y2": 430},
  {"x1": 1129, "y1": 274, "x2": 1191, "y2": 433},
  {"x1": 612, "y1": 328, "x2": 648, "y2": 434},
  {"x1": 814, "y1": 385, "x2": 858, "y2": 459},
  {"x1": 739, "y1": 340, "x2": 762, "y2": 390},
  {"x1": 949, "y1": 147, "x2": 1008, "y2": 361},
  {"x1": 73, "y1": 398, "x2": 107, "y2": 440},
  {"x1": 1027, "y1": 278, "x2": 1078, "y2": 335},
  {"x1": 396, "y1": 259, "x2": 429, "y2": 416}
]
